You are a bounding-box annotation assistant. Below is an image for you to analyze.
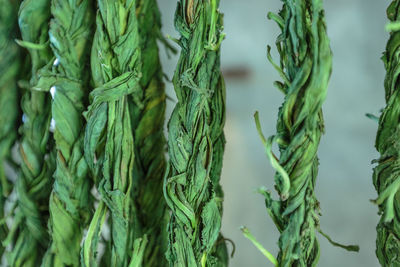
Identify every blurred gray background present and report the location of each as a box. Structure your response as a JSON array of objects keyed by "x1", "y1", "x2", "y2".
[{"x1": 158, "y1": 1, "x2": 387, "y2": 266}]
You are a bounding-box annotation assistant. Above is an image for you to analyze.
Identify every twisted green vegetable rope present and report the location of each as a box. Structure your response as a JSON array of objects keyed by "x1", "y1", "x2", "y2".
[
  {"x1": 39, "y1": 0, "x2": 94, "y2": 265},
  {"x1": 5, "y1": 0, "x2": 55, "y2": 266},
  {"x1": 254, "y1": 1, "x2": 358, "y2": 266},
  {"x1": 133, "y1": 1, "x2": 168, "y2": 266},
  {"x1": 373, "y1": 1, "x2": 400, "y2": 265},
  {"x1": 164, "y1": 0, "x2": 228, "y2": 266},
  {"x1": 83, "y1": 0, "x2": 146, "y2": 266},
  {"x1": 0, "y1": 0, "x2": 22, "y2": 257}
]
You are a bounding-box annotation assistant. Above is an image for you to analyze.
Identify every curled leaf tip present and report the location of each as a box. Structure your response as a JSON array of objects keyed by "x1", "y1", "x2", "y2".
[
  {"x1": 386, "y1": 21, "x2": 400, "y2": 32},
  {"x1": 318, "y1": 229, "x2": 360, "y2": 252},
  {"x1": 366, "y1": 113, "x2": 379, "y2": 122}
]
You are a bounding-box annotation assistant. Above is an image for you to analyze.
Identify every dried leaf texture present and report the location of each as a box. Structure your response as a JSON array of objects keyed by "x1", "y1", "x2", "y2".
[
  {"x1": 164, "y1": 0, "x2": 228, "y2": 266},
  {"x1": 133, "y1": 1, "x2": 168, "y2": 266},
  {"x1": 0, "y1": 0, "x2": 22, "y2": 258},
  {"x1": 6, "y1": 0, "x2": 55, "y2": 266},
  {"x1": 373, "y1": 1, "x2": 400, "y2": 265},
  {"x1": 83, "y1": 0, "x2": 146, "y2": 266},
  {"x1": 39, "y1": 0, "x2": 94, "y2": 266},
  {"x1": 260, "y1": 0, "x2": 332, "y2": 266}
]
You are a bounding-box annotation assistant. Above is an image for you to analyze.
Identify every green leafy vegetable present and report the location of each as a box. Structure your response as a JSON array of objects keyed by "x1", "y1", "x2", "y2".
[
  {"x1": 254, "y1": 0, "x2": 358, "y2": 266},
  {"x1": 373, "y1": 1, "x2": 400, "y2": 265},
  {"x1": 82, "y1": 0, "x2": 146, "y2": 266},
  {"x1": 39, "y1": 0, "x2": 94, "y2": 265},
  {"x1": 133, "y1": 1, "x2": 168, "y2": 266},
  {"x1": 164, "y1": 0, "x2": 228, "y2": 266},
  {"x1": 5, "y1": 0, "x2": 55, "y2": 266},
  {"x1": 0, "y1": 0, "x2": 22, "y2": 258}
]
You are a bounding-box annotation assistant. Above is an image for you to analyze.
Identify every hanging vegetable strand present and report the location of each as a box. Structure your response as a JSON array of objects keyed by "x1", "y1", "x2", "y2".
[
  {"x1": 40, "y1": 0, "x2": 94, "y2": 265},
  {"x1": 164, "y1": 0, "x2": 228, "y2": 266},
  {"x1": 5, "y1": 0, "x2": 55, "y2": 266},
  {"x1": 373, "y1": 1, "x2": 400, "y2": 265},
  {"x1": 83, "y1": 0, "x2": 146, "y2": 266},
  {"x1": 254, "y1": 0, "x2": 358, "y2": 266},
  {"x1": 133, "y1": 1, "x2": 168, "y2": 265},
  {"x1": 0, "y1": 0, "x2": 22, "y2": 257}
]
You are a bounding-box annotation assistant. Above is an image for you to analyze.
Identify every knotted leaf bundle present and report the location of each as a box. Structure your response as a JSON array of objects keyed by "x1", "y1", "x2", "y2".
[
  {"x1": 83, "y1": 0, "x2": 146, "y2": 266},
  {"x1": 164, "y1": 0, "x2": 228, "y2": 266},
  {"x1": 6, "y1": 0, "x2": 55, "y2": 266},
  {"x1": 0, "y1": 0, "x2": 22, "y2": 257},
  {"x1": 254, "y1": 0, "x2": 358, "y2": 266},
  {"x1": 40, "y1": 0, "x2": 94, "y2": 265},
  {"x1": 373, "y1": 1, "x2": 400, "y2": 265},
  {"x1": 133, "y1": 1, "x2": 168, "y2": 266}
]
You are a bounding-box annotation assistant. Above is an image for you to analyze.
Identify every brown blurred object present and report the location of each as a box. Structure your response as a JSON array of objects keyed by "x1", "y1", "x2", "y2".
[{"x1": 223, "y1": 66, "x2": 251, "y2": 80}]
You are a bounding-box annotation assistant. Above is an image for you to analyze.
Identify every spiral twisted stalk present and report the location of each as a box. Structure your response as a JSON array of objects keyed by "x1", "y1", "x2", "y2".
[
  {"x1": 164, "y1": 0, "x2": 228, "y2": 266},
  {"x1": 83, "y1": 0, "x2": 146, "y2": 266},
  {"x1": 5, "y1": 0, "x2": 55, "y2": 266},
  {"x1": 257, "y1": 0, "x2": 333, "y2": 265},
  {"x1": 0, "y1": 0, "x2": 22, "y2": 257},
  {"x1": 373, "y1": 1, "x2": 400, "y2": 265},
  {"x1": 38, "y1": 0, "x2": 94, "y2": 265},
  {"x1": 133, "y1": 1, "x2": 168, "y2": 266}
]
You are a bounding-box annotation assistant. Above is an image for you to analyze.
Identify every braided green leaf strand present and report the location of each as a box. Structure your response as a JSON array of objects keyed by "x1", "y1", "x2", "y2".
[
  {"x1": 6, "y1": 0, "x2": 55, "y2": 266},
  {"x1": 373, "y1": 1, "x2": 400, "y2": 265},
  {"x1": 133, "y1": 1, "x2": 168, "y2": 266},
  {"x1": 83, "y1": 0, "x2": 145, "y2": 266},
  {"x1": 258, "y1": 0, "x2": 337, "y2": 266},
  {"x1": 164, "y1": 0, "x2": 228, "y2": 266},
  {"x1": 0, "y1": 0, "x2": 22, "y2": 257},
  {"x1": 40, "y1": 0, "x2": 94, "y2": 265}
]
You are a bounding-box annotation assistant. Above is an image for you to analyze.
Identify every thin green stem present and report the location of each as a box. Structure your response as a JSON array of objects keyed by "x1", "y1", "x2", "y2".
[{"x1": 241, "y1": 227, "x2": 278, "y2": 267}]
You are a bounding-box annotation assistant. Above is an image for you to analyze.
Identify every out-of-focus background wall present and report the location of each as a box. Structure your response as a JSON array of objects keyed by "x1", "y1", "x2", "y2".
[{"x1": 158, "y1": 1, "x2": 387, "y2": 266}]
